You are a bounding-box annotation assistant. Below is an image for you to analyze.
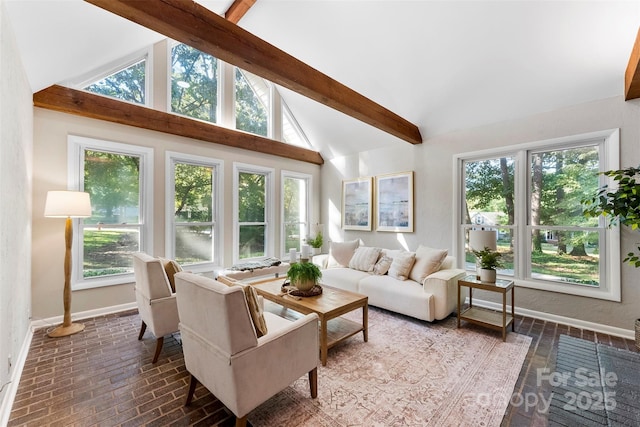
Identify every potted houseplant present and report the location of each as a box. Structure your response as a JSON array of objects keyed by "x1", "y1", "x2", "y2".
[
  {"x1": 582, "y1": 165, "x2": 640, "y2": 349},
  {"x1": 307, "y1": 230, "x2": 323, "y2": 255},
  {"x1": 287, "y1": 260, "x2": 322, "y2": 291},
  {"x1": 472, "y1": 246, "x2": 504, "y2": 283}
]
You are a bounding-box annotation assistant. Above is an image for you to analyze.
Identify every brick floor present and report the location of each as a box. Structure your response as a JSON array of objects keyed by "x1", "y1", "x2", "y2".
[{"x1": 8, "y1": 308, "x2": 638, "y2": 426}]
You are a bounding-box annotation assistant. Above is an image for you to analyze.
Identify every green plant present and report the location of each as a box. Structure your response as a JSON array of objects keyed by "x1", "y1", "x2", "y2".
[
  {"x1": 472, "y1": 246, "x2": 504, "y2": 270},
  {"x1": 307, "y1": 231, "x2": 323, "y2": 249},
  {"x1": 582, "y1": 166, "x2": 640, "y2": 267},
  {"x1": 287, "y1": 261, "x2": 322, "y2": 284}
]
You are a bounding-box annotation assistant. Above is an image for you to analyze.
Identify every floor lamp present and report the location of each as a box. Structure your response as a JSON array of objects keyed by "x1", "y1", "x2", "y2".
[{"x1": 44, "y1": 190, "x2": 92, "y2": 338}]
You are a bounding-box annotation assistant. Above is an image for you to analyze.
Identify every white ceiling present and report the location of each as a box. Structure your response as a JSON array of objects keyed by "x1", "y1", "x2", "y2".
[{"x1": 5, "y1": 0, "x2": 640, "y2": 159}]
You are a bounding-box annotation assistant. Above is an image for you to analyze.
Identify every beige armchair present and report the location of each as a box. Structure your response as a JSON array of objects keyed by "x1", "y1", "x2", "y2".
[
  {"x1": 174, "y1": 272, "x2": 319, "y2": 427},
  {"x1": 132, "y1": 252, "x2": 180, "y2": 363}
]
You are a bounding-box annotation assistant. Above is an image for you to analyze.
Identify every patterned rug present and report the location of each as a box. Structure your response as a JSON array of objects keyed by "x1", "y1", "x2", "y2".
[{"x1": 249, "y1": 307, "x2": 531, "y2": 426}]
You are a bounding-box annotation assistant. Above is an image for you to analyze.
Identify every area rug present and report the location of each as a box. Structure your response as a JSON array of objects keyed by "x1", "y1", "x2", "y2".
[{"x1": 249, "y1": 308, "x2": 531, "y2": 426}]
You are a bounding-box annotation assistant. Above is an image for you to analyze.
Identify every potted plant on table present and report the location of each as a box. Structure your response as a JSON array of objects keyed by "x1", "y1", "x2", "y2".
[
  {"x1": 287, "y1": 261, "x2": 322, "y2": 291},
  {"x1": 307, "y1": 230, "x2": 323, "y2": 255},
  {"x1": 582, "y1": 165, "x2": 640, "y2": 349},
  {"x1": 472, "y1": 246, "x2": 504, "y2": 283}
]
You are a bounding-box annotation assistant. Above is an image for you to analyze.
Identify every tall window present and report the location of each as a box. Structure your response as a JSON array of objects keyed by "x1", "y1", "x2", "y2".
[
  {"x1": 457, "y1": 129, "x2": 620, "y2": 300},
  {"x1": 234, "y1": 164, "x2": 274, "y2": 261},
  {"x1": 171, "y1": 43, "x2": 219, "y2": 123},
  {"x1": 166, "y1": 153, "x2": 222, "y2": 268},
  {"x1": 69, "y1": 136, "x2": 153, "y2": 289},
  {"x1": 83, "y1": 59, "x2": 146, "y2": 105},
  {"x1": 235, "y1": 69, "x2": 268, "y2": 137},
  {"x1": 282, "y1": 172, "x2": 310, "y2": 254}
]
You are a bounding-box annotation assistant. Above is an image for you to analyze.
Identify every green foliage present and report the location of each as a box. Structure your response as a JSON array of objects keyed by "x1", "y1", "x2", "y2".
[
  {"x1": 235, "y1": 69, "x2": 268, "y2": 136},
  {"x1": 472, "y1": 246, "x2": 504, "y2": 270},
  {"x1": 582, "y1": 165, "x2": 640, "y2": 267},
  {"x1": 307, "y1": 231, "x2": 323, "y2": 248},
  {"x1": 174, "y1": 163, "x2": 213, "y2": 222},
  {"x1": 287, "y1": 261, "x2": 322, "y2": 285},
  {"x1": 84, "y1": 60, "x2": 145, "y2": 104},
  {"x1": 84, "y1": 150, "x2": 140, "y2": 224},
  {"x1": 171, "y1": 43, "x2": 218, "y2": 122}
]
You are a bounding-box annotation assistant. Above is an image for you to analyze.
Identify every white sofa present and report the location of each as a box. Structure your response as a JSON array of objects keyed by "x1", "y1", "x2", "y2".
[{"x1": 313, "y1": 243, "x2": 466, "y2": 322}]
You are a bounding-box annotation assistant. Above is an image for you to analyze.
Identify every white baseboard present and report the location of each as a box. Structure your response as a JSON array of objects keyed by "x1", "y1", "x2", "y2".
[
  {"x1": 0, "y1": 327, "x2": 33, "y2": 427},
  {"x1": 468, "y1": 298, "x2": 635, "y2": 340},
  {"x1": 30, "y1": 302, "x2": 137, "y2": 331}
]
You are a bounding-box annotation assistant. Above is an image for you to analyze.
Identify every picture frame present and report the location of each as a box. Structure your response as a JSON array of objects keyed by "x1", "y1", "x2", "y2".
[
  {"x1": 375, "y1": 171, "x2": 414, "y2": 232},
  {"x1": 342, "y1": 177, "x2": 372, "y2": 230}
]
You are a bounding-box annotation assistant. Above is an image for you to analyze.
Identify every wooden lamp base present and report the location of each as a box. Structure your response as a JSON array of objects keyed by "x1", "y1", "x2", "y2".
[{"x1": 48, "y1": 322, "x2": 85, "y2": 338}]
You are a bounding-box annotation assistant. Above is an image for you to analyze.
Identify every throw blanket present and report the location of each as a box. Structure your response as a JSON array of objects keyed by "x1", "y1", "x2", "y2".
[{"x1": 230, "y1": 257, "x2": 282, "y2": 272}]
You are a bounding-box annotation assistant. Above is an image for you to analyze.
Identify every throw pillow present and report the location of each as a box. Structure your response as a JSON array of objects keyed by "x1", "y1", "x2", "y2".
[
  {"x1": 327, "y1": 240, "x2": 360, "y2": 268},
  {"x1": 388, "y1": 251, "x2": 416, "y2": 281},
  {"x1": 349, "y1": 247, "x2": 381, "y2": 272},
  {"x1": 373, "y1": 256, "x2": 393, "y2": 275},
  {"x1": 217, "y1": 275, "x2": 268, "y2": 338},
  {"x1": 409, "y1": 246, "x2": 448, "y2": 283},
  {"x1": 159, "y1": 257, "x2": 182, "y2": 293}
]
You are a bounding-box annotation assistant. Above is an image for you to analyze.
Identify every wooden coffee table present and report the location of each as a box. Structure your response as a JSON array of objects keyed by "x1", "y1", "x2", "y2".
[{"x1": 251, "y1": 278, "x2": 368, "y2": 366}]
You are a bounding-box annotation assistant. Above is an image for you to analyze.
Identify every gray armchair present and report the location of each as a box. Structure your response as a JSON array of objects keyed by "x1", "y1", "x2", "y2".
[
  {"x1": 174, "y1": 272, "x2": 319, "y2": 427},
  {"x1": 132, "y1": 252, "x2": 180, "y2": 363}
]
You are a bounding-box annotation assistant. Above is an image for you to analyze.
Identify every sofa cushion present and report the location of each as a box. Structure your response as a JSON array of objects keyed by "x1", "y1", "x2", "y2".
[
  {"x1": 159, "y1": 257, "x2": 183, "y2": 293},
  {"x1": 359, "y1": 275, "x2": 435, "y2": 322},
  {"x1": 409, "y1": 246, "x2": 448, "y2": 283},
  {"x1": 320, "y1": 267, "x2": 369, "y2": 293},
  {"x1": 388, "y1": 251, "x2": 416, "y2": 281},
  {"x1": 217, "y1": 275, "x2": 268, "y2": 338},
  {"x1": 373, "y1": 256, "x2": 393, "y2": 275},
  {"x1": 349, "y1": 246, "x2": 381, "y2": 272},
  {"x1": 327, "y1": 240, "x2": 360, "y2": 268}
]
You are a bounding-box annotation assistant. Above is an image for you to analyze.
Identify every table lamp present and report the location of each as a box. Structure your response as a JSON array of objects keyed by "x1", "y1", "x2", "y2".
[
  {"x1": 44, "y1": 190, "x2": 92, "y2": 338},
  {"x1": 468, "y1": 228, "x2": 497, "y2": 279}
]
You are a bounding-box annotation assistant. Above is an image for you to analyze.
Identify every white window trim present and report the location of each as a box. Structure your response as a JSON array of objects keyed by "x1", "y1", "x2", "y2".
[
  {"x1": 233, "y1": 162, "x2": 275, "y2": 263},
  {"x1": 281, "y1": 170, "x2": 312, "y2": 258},
  {"x1": 165, "y1": 152, "x2": 224, "y2": 272},
  {"x1": 68, "y1": 135, "x2": 154, "y2": 290},
  {"x1": 65, "y1": 47, "x2": 153, "y2": 107},
  {"x1": 453, "y1": 129, "x2": 620, "y2": 301}
]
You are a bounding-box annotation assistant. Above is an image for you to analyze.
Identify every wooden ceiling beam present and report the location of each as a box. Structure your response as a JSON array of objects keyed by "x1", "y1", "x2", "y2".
[
  {"x1": 625, "y1": 27, "x2": 640, "y2": 101},
  {"x1": 34, "y1": 85, "x2": 324, "y2": 165},
  {"x1": 84, "y1": 0, "x2": 422, "y2": 145},
  {"x1": 225, "y1": 0, "x2": 256, "y2": 24}
]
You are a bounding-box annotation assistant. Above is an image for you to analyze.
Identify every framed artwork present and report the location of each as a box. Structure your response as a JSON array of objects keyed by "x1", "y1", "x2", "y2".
[
  {"x1": 375, "y1": 171, "x2": 414, "y2": 232},
  {"x1": 342, "y1": 177, "x2": 372, "y2": 230}
]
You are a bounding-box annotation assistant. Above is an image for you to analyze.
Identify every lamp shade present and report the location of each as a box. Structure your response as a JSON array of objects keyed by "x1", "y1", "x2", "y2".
[
  {"x1": 44, "y1": 191, "x2": 92, "y2": 218},
  {"x1": 469, "y1": 229, "x2": 497, "y2": 252}
]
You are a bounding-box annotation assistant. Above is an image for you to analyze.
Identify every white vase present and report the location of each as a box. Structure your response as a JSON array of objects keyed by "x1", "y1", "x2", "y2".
[
  {"x1": 480, "y1": 268, "x2": 496, "y2": 283},
  {"x1": 311, "y1": 247, "x2": 321, "y2": 256}
]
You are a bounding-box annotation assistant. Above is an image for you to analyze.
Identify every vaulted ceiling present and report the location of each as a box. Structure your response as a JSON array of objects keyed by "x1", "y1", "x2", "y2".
[{"x1": 5, "y1": 0, "x2": 640, "y2": 160}]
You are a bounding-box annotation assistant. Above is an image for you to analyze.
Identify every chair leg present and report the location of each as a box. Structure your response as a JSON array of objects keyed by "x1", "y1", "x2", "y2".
[
  {"x1": 185, "y1": 374, "x2": 198, "y2": 406},
  {"x1": 152, "y1": 336, "x2": 164, "y2": 363},
  {"x1": 138, "y1": 321, "x2": 147, "y2": 340},
  {"x1": 309, "y1": 367, "x2": 318, "y2": 398},
  {"x1": 235, "y1": 415, "x2": 248, "y2": 427}
]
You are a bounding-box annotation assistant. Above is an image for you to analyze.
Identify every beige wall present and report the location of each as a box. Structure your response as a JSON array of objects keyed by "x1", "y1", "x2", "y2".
[
  {"x1": 322, "y1": 95, "x2": 640, "y2": 331},
  {"x1": 0, "y1": 0, "x2": 33, "y2": 413},
  {"x1": 32, "y1": 108, "x2": 320, "y2": 319}
]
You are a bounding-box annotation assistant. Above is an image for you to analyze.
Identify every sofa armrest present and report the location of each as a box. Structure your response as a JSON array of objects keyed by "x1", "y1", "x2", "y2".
[
  {"x1": 312, "y1": 254, "x2": 329, "y2": 269},
  {"x1": 422, "y1": 268, "x2": 466, "y2": 320}
]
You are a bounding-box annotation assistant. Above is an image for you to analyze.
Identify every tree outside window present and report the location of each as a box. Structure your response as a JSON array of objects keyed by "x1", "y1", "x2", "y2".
[
  {"x1": 238, "y1": 171, "x2": 267, "y2": 259},
  {"x1": 173, "y1": 162, "x2": 215, "y2": 265},
  {"x1": 235, "y1": 69, "x2": 268, "y2": 137},
  {"x1": 283, "y1": 175, "x2": 309, "y2": 253},
  {"x1": 84, "y1": 60, "x2": 146, "y2": 104},
  {"x1": 83, "y1": 150, "x2": 142, "y2": 278},
  {"x1": 171, "y1": 43, "x2": 218, "y2": 123},
  {"x1": 463, "y1": 143, "x2": 602, "y2": 287}
]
